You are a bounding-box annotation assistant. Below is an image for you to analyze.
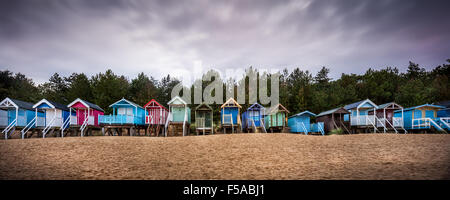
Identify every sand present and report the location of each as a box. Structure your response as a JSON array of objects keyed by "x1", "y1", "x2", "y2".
[{"x1": 0, "y1": 134, "x2": 449, "y2": 180}]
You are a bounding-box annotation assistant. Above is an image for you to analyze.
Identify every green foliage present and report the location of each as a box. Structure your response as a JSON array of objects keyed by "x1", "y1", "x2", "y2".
[
  {"x1": 0, "y1": 59, "x2": 448, "y2": 120},
  {"x1": 91, "y1": 69, "x2": 130, "y2": 113},
  {"x1": 329, "y1": 128, "x2": 343, "y2": 135}
]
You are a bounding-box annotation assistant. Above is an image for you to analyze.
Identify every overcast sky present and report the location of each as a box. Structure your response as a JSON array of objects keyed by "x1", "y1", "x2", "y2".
[{"x1": 1, "y1": 0, "x2": 449, "y2": 83}]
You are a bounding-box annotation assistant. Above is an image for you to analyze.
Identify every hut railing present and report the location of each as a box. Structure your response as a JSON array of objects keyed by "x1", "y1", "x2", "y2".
[
  {"x1": 311, "y1": 122, "x2": 325, "y2": 135},
  {"x1": 21, "y1": 117, "x2": 37, "y2": 139},
  {"x1": 146, "y1": 115, "x2": 164, "y2": 124},
  {"x1": 2, "y1": 118, "x2": 16, "y2": 139},
  {"x1": 383, "y1": 117, "x2": 398, "y2": 133},
  {"x1": 392, "y1": 117, "x2": 403, "y2": 127},
  {"x1": 374, "y1": 116, "x2": 387, "y2": 133},
  {"x1": 42, "y1": 116, "x2": 57, "y2": 137},
  {"x1": 439, "y1": 118, "x2": 450, "y2": 130},
  {"x1": 99, "y1": 115, "x2": 134, "y2": 125},
  {"x1": 70, "y1": 115, "x2": 78, "y2": 125},
  {"x1": 223, "y1": 114, "x2": 233, "y2": 125},
  {"x1": 196, "y1": 117, "x2": 206, "y2": 129},
  {"x1": 413, "y1": 118, "x2": 446, "y2": 132},
  {"x1": 351, "y1": 115, "x2": 376, "y2": 126}
]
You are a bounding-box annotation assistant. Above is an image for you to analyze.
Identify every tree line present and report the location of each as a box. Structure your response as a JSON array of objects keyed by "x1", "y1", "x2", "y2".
[{"x1": 1, "y1": 59, "x2": 449, "y2": 117}]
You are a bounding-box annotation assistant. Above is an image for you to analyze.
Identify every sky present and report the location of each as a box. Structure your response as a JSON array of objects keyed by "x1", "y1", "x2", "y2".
[{"x1": 1, "y1": 0, "x2": 449, "y2": 84}]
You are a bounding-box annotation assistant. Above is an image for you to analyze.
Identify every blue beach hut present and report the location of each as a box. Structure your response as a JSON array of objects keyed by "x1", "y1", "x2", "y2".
[
  {"x1": 242, "y1": 103, "x2": 266, "y2": 132},
  {"x1": 98, "y1": 98, "x2": 145, "y2": 126},
  {"x1": 0, "y1": 97, "x2": 45, "y2": 139},
  {"x1": 394, "y1": 104, "x2": 448, "y2": 132},
  {"x1": 220, "y1": 98, "x2": 242, "y2": 133},
  {"x1": 288, "y1": 111, "x2": 316, "y2": 134}
]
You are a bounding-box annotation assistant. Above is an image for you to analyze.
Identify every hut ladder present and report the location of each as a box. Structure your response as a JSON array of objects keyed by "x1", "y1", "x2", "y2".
[
  {"x1": 366, "y1": 116, "x2": 378, "y2": 133},
  {"x1": 183, "y1": 108, "x2": 187, "y2": 136},
  {"x1": 374, "y1": 116, "x2": 387, "y2": 133},
  {"x1": 21, "y1": 117, "x2": 37, "y2": 139},
  {"x1": 439, "y1": 118, "x2": 450, "y2": 131},
  {"x1": 318, "y1": 123, "x2": 325, "y2": 136},
  {"x1": 339, "y1": 120, "x2": 351, "y2": 134},
  {"x1": 383, "y1": 118, "x2": 398, "y2": 134},
  {"x1": 300, "y1": 122, "x2": 308, "y2": 135},
  {"x1": 164, "y1": 112, "x2": 172, "y2": 137},
  {"x1": 260, "y1": 118, "x2": 267, "y2": 133},
  {"x1": 43, "y1": 116, "x2": 57, "y2": 138},
  {"x1": 251, "y1": 119, "x2": 257, "y2": 133},
  {"x1": 61, "y1": 116, "x2": 71, "y2": 137},
  {"x1": 393, "y1": 118, "x2": 407, "y2": 133},
  {"x1": 80, "y1": 116, "x2": 89, "y2": 137},
  {"x1": 2, "y1": 118, "x2": 17, "y2": 139}
]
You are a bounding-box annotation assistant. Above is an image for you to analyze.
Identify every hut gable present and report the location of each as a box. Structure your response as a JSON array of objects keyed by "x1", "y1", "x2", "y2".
[
  {"x1": 168, "y1": 96, "x2": 187, "y2": 106},
  {"x1": 344, "y1": 99, "x2": 377, "y2": 110},
  {"x1": 266, "y1": 104, "x2": 289, "y2": 115},
  {"x1": 221, "y1": 98, "x2": 242, "y2": 108},
  {"x1": 68, "y1": 98, "x2": 104, "y2": 112},
  {"x1": 0, "y1": 97, "x2": 35, "y2": 111},
  {"x1": 33, "y1": 99, "x2": 69, "y2": 111},
  {"x1": 317, "y1": 107, "x2": 349, "y2": 117},
  {"x1": 144, "y1": 99, "x2": 168, "y2": 111},
  {"x1": 110, "y1": 98, "x2": 142, "y2": 109}
]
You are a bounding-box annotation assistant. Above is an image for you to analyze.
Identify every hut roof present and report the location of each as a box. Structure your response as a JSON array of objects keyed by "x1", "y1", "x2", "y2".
[
  {"x1": 0, "y1": 97, "x2": 35, "y2": 110},
  {"x1": 317, "y1": 107, "x2": 349, "y2": 117},
  {"x1": 395, "y1": 104, "x2": 445, "y2": 112},
  {"x1": 266, "y1": 104, "x2": 290, "y2": 115},
  {"x1": 247, "y1": 103, "x2": 264, "y2": 111},
  {"x1": 195, "y1": 103, "x2": 213, "y2": 111},
  {"x1": 33, "y1": 99, "x2": 69, "y2": 111},
  {"x1": 289, "y1": 110, "x2": 316, "y2": 118},
  {"x1": 67, "y1": 98, "x2": 104, "y2": 112},
  {"x1": 109, "y1": 98, "x2": 143, "y2": 109},
  {"x1": 221, "y1": 98, "x2": 242, "y2": 108},
  {"x1": 168, "y1": 96, "x2": 187, "y2": 105},
  {"x1": 377, "y1": 102, "x2": 403, "y2": 109},
  {"x1": 344, "y1": 99, "x2": 377, "y2": 110},
  {"x1": 144, "y1": 99, "x2": 168, "y2": 111}
]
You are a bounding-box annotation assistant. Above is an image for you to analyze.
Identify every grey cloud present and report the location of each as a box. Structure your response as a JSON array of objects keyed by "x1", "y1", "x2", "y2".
[{"x1": 0, "y1": 0, "x2": 449, "y2": 83}]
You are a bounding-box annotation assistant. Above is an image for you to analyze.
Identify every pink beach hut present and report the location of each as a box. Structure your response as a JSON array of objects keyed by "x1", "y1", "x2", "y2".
[{"x1": 67, "y1": 98, "x2": 104, "y2": 136}]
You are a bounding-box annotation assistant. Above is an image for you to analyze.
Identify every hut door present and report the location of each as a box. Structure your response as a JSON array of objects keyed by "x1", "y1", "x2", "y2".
[
  {"x1": 386, "y1": 111, "x2": 393, "y2": 122},
  {"x1": 77, "y1": 110, "x2": 85, "y2": 125}
]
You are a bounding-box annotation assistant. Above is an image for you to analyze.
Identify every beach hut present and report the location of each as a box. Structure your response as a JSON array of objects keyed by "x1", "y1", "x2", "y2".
[
  {"x1": 99, "y1": 98, "x2": 145, "y2": 136},
  {"x1": 0, "y1": 97, "x2": 45, "y2": 139},
  {"x1": 67, "y1": 98, "x2": 104, "y2": 136},
  {"x1": 264, "y1": 104, "x2": 290, "y2": 133},
  {"x1": 194, "y1": 103, "x2": 214, "y2": 135},
  {"x1": 144, "y1": 99, "x2": 169, "y2": 136},
  {"x1": 31, "y1": 99, "x2": 75, "y2": 138},
  {"x1": 394, "y1": 104, "x2": 448, "y2": 132},
  {"x1": 165, "y1": 96, "x2": 191, "y2": 136},
  {"x1": 220, "y1": 98, "x2": 242, "y2": 133},
  {"x1": 242, "y1": 103, "x2": 266, "y2": 133},
  {"x1": 343, "y1": 99, "x2": 383, "y2": 133},
  {"x1": 369, "y1": 102, "x2": 407, "y2": 133},
  {"x1": 288, "y1": 111, "x2": 324, "y2": 135},
  {"x1": 316, "y1": 107, "x2": 350, "y2": 134}
]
